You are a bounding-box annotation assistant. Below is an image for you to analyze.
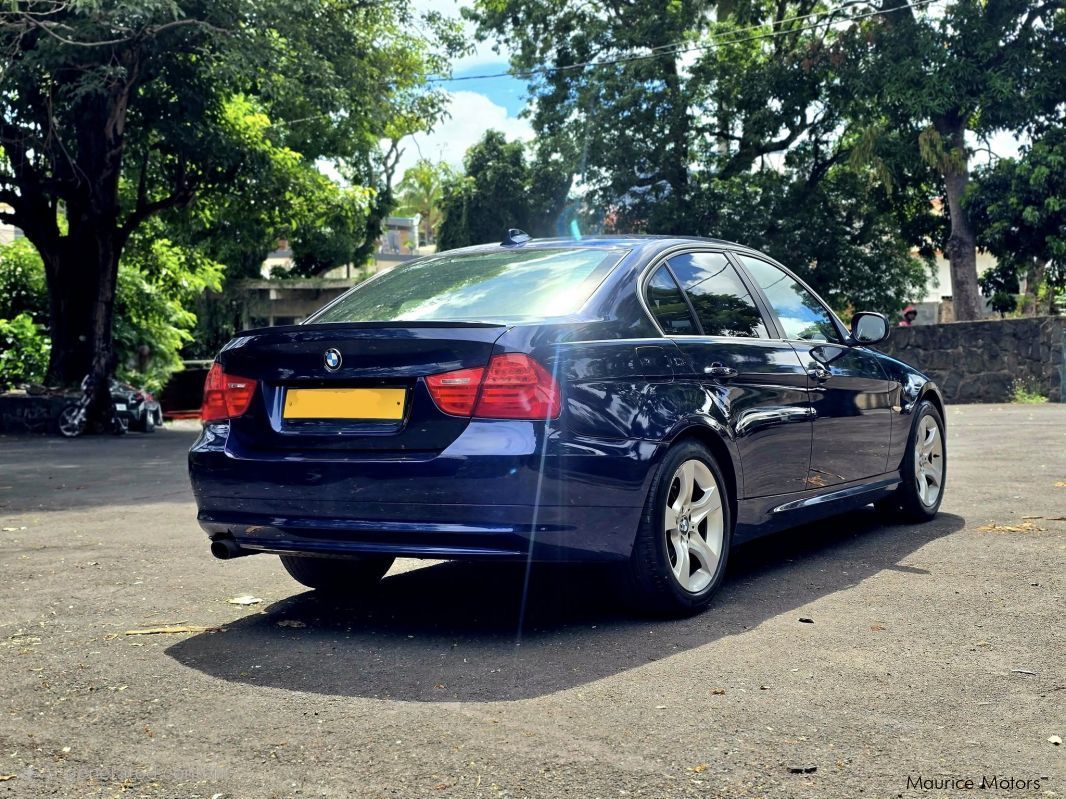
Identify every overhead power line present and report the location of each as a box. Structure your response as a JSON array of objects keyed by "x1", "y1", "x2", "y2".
[{"x1": 428, "y1": 0, "x2": 942, "y2": 84}]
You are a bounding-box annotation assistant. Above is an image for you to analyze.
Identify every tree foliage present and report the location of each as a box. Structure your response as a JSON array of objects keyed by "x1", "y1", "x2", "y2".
[
  {"x1": 464, "y1": 0, "x2": 1066, "y2": 318},
  {"x1": 463, "y1": 0, "x2": 943, "y2": 312},
  {"x1": 968, "y1": 128, "x2": 1066, "y2": 316},
  {"x1": 0, "y1": 228, "x2": 222, "y2": 391},
  {"x1": 396, "y1": 159, "x2": 455, "y2": 245},
  {"x1": 835, "y1": 0, "x2": 1066, "y2": 319},
  {"x1": 437, "y1": 131, "x2": 570, "y2": 250},
  {"x1": 0, "y1": 0, "x2": 454, "y2": 409}
]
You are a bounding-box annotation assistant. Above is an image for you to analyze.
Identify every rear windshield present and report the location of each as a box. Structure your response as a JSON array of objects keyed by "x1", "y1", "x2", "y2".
[{"x1": 308, "y1": 248, "x2": 624, "y2": 323}]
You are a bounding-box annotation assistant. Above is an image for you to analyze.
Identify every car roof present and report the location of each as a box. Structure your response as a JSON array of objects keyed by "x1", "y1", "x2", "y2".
[{"x1": 438, "y1": 235, "x2": 763, "y2": 258}]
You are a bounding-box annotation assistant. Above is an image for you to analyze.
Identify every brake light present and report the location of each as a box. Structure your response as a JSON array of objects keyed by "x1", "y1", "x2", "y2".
[
  {"x1": 201, "y1": 362, "x2": 258, "y2": 423},
  {"x1": 425, "y1": 366, "x2": 484, "y2": 416},
  {"x1": 425, "y1": 354, "x2": 561, "y2": 420}
]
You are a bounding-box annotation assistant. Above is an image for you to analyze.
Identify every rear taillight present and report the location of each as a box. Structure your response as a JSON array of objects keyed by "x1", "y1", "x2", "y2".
[
  {"x1": 201, "y1": 362, "x2": 258, "y2": 423},
  {"x1": 425, "y1": 366, "x2": 484, "y2": 416},
  {"x1": 425, "y1": 354, "x2": 561, "y2": 420}
]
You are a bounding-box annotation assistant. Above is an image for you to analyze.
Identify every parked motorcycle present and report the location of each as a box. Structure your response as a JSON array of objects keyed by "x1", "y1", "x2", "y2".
[{"x1": 57, "y1": 375, "x2": 129, "y2": 438}]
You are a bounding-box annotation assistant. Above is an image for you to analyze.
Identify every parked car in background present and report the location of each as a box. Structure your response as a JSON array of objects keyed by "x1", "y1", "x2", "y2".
[
  {"x1": 111, "y1": 379, "x2": 162, "y2": 433},
  {"x1": 188, "y1": 233, "x2": 946, "y2": 617}
]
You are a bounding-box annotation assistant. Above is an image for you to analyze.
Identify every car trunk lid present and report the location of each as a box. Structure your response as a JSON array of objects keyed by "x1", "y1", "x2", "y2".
[{"x1": 217, "y1": 322, "x2": 509, "y2": 453}]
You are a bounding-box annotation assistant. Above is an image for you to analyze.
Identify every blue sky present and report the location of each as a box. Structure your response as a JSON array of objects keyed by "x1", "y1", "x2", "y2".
[{"x1": 444, "y1": 63, "x2": 528, "y2": 118}]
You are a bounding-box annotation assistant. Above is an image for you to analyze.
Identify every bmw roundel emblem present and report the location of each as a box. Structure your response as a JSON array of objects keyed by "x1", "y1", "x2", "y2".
[{"x1": 323, "y1": 348, "x2": 343, "y2": 372}]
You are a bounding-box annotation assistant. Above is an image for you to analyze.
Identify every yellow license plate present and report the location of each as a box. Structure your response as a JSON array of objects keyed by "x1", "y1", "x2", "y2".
[{"x1": 283, "y1": 388, "x2": 406, "y2": 420}]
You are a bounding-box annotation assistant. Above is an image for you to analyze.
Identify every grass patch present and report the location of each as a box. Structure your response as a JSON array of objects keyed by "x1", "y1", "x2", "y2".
[{"x1": 1010, "y1": 380, "x2": 1049, "y2": 404}]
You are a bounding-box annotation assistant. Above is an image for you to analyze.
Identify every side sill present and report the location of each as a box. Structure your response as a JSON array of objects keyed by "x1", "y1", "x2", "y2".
[{"x1": 771, "y1": 476, "x2": 901, "y2": 514}]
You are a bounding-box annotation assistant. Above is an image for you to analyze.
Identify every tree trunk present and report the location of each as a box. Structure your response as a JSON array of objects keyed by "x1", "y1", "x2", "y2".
[
  {"x1": 935, "y1": 116, "x2": 982, "y2": 321},
  {"x1": 40, "y1": 222, "x2": 122, "y2": 426}
]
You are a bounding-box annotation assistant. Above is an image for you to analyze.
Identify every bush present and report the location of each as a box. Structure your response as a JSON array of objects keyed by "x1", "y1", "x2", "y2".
[
  {"x1": 114, "y1": 229, "x2": 224, "y2": 392},
  {"x1": 0, "y1": 239, "x2": 48, "y2": 322},
  {"x1": 0, "y1": 230, "x2": 224, "y2": 393},
  {"x1": 0, "y1": 313, "x2": 50, "y2": 389}
]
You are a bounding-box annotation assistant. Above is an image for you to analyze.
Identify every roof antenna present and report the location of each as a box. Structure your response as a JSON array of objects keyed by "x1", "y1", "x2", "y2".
[{"x1": 502, "y1": 228, "x2": 530, "y2": 246}]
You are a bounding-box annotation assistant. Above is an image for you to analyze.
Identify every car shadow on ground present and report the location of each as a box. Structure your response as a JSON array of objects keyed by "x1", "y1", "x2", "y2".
[{"x1": 167, "y1": 509, "x2": 964, "y2": 702}]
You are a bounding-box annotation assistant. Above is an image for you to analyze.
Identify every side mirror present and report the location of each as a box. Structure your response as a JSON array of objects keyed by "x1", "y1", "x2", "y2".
[{"x1": 850, "y1": 311, "x2": 889, "y2": 345}]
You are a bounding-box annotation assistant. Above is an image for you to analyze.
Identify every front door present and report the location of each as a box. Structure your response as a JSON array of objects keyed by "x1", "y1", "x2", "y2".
[
  {"x1": 644, "y1": 251, "x2": 813, "y2": 498},
  {"x1": 733, "y1": 253, "x2": 894, "y2": 487}
]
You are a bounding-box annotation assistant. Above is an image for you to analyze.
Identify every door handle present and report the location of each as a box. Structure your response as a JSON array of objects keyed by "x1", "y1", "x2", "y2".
[
  {"x1": 704, "y1": 363, "x2": 738, "y2": 379},
  {"x1": 807, "y1": 366, "x2": 831, "y2": 382}
]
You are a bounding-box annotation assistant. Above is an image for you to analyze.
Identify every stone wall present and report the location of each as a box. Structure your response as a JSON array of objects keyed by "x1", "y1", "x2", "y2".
[{"x1": 878, "y1": 316, "x2": 1066, "y2": 403}]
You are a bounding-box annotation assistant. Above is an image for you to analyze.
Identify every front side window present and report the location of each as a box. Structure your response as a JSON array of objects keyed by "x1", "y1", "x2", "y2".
[
  {"x1": 667, "y1": 252, "x2": 767, "y2": 338},
  {"x1": 737, "y1": 255, "x2": 842, "y2": 343},
  {"x1": 645, "y1": 265, "x2": 698, "y2": 334},
  {"x1": 309, "y1": 248, "x2": 623, "y2": 323}
]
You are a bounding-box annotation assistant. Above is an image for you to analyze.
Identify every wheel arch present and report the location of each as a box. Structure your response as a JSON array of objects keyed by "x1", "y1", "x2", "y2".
[
  {"x1": 660, "y1": 421, "x2": 741, "y2": 525},
  {"x1": 916, "y1": 381, "x2": 946, "y2": 426}
]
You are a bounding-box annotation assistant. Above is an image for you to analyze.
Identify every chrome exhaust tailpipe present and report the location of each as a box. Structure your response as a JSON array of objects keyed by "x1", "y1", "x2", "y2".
[{"x1": 210, "y1": 537, "x2": 252, "y2": 560}]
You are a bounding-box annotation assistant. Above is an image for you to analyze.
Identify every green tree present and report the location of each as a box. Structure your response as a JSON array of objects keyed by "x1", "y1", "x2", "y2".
[
  {"x1": 437, "y1": 131, "x2": 570, "y2": 250},
  {"x1": 0, "y1": 226, "x2": 223, "y2": 391},
  {"x1": 113, "y1": 222, "x2": 224, "y2": 390},
  {"x1": 967, "y1": 128, "x2": 1066, "y2": 316},
  {"x1": 396, "y1": 159, "x2": 454, "y2": 245},
  {"x1": 0, "y1": 0, "x2": 451, "y2": 416},
  {"x1": 465, "y1": 0, "x2": 940, "y2": 311},
  {"x1": 466, "y1": 0, "x2": 850, "y2": 233},
  {"x1": 288, "y1": 184, "x2": 375, "y2": 277},
  {"x1": 848, "y1": 0, "x2": 1066, "y2": 320}
]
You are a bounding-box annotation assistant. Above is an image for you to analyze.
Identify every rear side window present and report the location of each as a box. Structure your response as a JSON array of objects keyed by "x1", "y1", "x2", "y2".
[
  {"x1": 645, "y1": 265, "x2": 698, "y2": 334},
  {"x1": 736, "y1": 255, "x2": 842, "y2": 343},
  {"x1": 309, "y1": 248, "x2": 624, "y2": 323},
  {"x1": 667, "y1": 252, "x2": 767, "y2": 338}
]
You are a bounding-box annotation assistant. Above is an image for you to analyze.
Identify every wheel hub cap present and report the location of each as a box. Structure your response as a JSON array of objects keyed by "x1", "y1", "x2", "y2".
[
  {"x1": 914, "y1": 415, "x2": 944, "y2": 507},
  {"x1": 663, "y1": 459, "x2": 725, "y2": 594}
]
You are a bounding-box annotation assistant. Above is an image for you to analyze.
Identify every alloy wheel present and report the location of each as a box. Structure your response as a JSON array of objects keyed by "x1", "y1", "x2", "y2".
[
  {"x1": 663, "y1": 459, "x2": 725, "y2": 593},
  {"x1": 914, "y1": 414, "x2": 944, "y2": 507}
]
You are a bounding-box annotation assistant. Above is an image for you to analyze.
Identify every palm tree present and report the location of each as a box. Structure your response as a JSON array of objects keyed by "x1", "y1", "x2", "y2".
[{"x1": 396, "y1": 159, "x2": 453, "y2": 247}]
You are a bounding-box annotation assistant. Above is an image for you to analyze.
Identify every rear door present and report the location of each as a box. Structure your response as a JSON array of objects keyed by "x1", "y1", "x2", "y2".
[
  {"x1": 218, "y1": 322, "x2": 508, "y2": 454},
  {"x1": 644, "y1": 251, "x2": 813, "y2": 498},
  {"x1": 733, "y1": 253, "x2": 895, "y2": 487}
]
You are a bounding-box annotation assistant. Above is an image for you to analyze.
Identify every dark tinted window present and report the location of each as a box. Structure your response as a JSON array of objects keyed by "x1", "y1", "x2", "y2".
[
  {"x1": 645, "y1": 266, "x2": 697, "y2": 334},
  {"x1": 309, "y1": 248, "x2": 623, "y2": 323},
  {"x1": 737, "y1": 255, "x2": 841, "y2": 343},
  {"x1": 667, "y1": 252, "x2": 767, "y2": 338}
]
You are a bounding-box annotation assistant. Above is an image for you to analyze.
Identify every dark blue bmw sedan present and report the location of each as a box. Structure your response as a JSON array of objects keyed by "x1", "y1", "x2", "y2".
[{"x1": 189, "y1": 233, "x2": 946, "y2": 616}]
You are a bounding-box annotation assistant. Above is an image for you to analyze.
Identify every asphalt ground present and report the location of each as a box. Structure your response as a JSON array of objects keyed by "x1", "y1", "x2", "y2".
[{"x1": 0, "y1": 404, "x2": 1063, "y2": 798}]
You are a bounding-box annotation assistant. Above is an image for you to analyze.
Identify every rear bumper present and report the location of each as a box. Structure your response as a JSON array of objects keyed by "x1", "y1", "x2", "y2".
[{"x1": 189, "y1": 420, "x2": 657, "y2": 562}]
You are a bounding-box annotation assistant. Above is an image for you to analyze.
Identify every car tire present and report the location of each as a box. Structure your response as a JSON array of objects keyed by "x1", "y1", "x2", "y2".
[
  {"x1": 623, "y1": 440, "x2": 733, "y2": 617},
  {"x1": 279, "y1": 554, "x2": 395, "y2": 594},
  {"x1": 886, "y1": 400, "x2": 946, "y2": 522}
]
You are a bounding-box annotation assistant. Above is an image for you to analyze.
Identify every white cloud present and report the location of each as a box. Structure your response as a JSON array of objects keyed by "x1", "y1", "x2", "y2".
[
  {"x1": 394, "y1": 90, "x2": 533, "y2": 177},
  {"x1": 408, "y1": 0, "x2": 512, "y2": 71}
]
